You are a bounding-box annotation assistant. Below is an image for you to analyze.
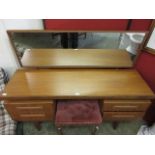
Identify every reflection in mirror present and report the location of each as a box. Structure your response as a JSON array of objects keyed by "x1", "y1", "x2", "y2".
[
  {"x1": 119, "y1": 32, "x2": 145, "y2": 58},
  {"x1": 11, "y1": 33, "x2": 61, "y2": 58},
  {"x1": 8, "y1": 31, "x2": 146, "y2": 66}
]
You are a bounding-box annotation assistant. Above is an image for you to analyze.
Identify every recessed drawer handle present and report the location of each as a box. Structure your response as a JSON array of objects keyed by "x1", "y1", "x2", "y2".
[
  {"x1": 16, "y1": 106, "x2": 43, "y2": 110},
  {"x1": 20, "y1": 114, "x2": 45, "y2": 117},
  {"x1": 112, "y1": 115, "x2": 135, "y2": 118},
  {"x1": 114, "y1": 105, "x2": 138, "y2": 109}
]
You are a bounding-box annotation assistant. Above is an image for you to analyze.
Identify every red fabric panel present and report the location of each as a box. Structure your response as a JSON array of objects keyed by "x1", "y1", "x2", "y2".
[
  {"x1": 129, "y1": 19, "x2": 153, "y2": 31},
  {"x1": 44, "y1": 19, "x2": 129, "y2": 30},
  {"x1": 135, "y1": 51, "x2": 155, "y2": 124},
  {"x1": 135, "y1": 51, "x2": 155, "y2": 92}
]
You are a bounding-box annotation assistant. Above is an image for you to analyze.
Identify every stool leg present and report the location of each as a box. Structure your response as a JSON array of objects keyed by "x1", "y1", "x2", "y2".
[
  {"x1": 91, "y1": 126, "x2": 99, "y2": 135},
  {"x1": 57, "y1": 127, "x2": 63, "y2": 135}
]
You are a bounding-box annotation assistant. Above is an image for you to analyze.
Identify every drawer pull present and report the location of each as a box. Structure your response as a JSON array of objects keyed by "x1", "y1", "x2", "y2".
[
  {"x1": 20, "y1": 114, "x2": 45, "y2": 117},
  {"x1": 16, "y1": 106, "x2": 43, "y2": 110},
  {"x1": 112, "y1": 115, "x2": 135, "y2": 118},
  {"x1": 114, "y1": 105, "x2": 138, "y2": 109}
]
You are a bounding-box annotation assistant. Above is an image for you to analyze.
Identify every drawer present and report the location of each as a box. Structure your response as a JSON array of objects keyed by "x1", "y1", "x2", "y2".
[
  {"x1": 4, "y1": 100, "x2": 55, "y2": 121},
  {"x1": 103, "y1": 112, "x2": 145, "y2": 121},
  {"x1": 16, "y1": 113, "x2": 49, "y2": 121},
  {"x1": 103, "y1": 100, "x2": 151, "y2": 112}
]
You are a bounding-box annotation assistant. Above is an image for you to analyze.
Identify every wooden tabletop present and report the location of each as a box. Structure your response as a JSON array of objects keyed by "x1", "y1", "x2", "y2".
[
  {"x1": 21, "y1": 49, "x2": 133, "y2": 68},
  {"x1": 1, "y1": 69, "x2": 154, "y2": 100}
]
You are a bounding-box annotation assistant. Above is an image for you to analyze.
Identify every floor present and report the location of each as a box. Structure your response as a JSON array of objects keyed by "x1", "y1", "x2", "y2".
[
  {"x1": 23, "y1": 121, "x2": 143, "y2": 135},
  {"x1": 12, "y1": 32, "x2": 143, "y2": 135}
]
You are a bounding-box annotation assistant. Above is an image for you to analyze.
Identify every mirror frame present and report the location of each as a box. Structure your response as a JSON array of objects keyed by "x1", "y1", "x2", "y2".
[
  {"x1": 143, "y1": 20, "x2": 155, "y2": 54},
  {"x1": 7, "y1": 29, "x2": 148, "y2": 68}
]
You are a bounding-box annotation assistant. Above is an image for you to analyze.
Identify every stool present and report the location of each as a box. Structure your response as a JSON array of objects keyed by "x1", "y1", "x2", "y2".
[{"x1": 55, "y1": 100, "x2": 102, "y2": 135}]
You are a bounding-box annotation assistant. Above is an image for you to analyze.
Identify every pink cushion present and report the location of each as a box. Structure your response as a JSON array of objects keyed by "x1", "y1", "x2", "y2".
[{"x1": 55, "y1": 100, "x2": 102, "y2": 126}]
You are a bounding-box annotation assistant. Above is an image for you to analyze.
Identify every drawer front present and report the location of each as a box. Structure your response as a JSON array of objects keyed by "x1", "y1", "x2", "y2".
[
  {"x1": 103, "y1": 112, "x2": 144, "y2": 121},
  {"x1": 4, "y1": 100, "x2": 55, "y2": 121},
  {"x1": 103, "y1": 100, "x2": 151, "y2": 112}
]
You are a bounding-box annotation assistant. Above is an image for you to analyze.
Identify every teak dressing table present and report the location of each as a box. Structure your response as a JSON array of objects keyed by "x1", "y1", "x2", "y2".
[{"x1": 0, "y1": 49, "x2": 154, "y2": 128}]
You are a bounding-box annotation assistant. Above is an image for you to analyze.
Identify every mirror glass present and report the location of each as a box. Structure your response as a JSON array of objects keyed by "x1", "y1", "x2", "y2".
[{"x1": 8, "y1": 31, "x2": 146, "y2": 67}]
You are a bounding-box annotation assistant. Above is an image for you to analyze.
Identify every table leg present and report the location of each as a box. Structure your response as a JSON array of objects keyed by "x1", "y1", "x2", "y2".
[
  {"x1": 112, "y1": 122, "x2": 119, "y2": 130},
  {"x1": 34, "y1": 122, "x2": 42, "y2": 131}
]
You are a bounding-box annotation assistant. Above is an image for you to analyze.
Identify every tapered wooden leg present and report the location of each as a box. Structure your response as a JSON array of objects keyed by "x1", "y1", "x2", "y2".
[
  {"x1": 16, "y1": 122, "x2": 24, "y2": 135},
  {"x1": 91, "y1": 126, "x2": 99, "y2": 135},
  {"x1": 34, "y1": 122, "x2": 42, "y2": 131},
  {"x1": 57, "y1": 127, "x2": 63, "y2": 135},
  {"x1": 112, "y1": 122, "x2": 119, "y2": 130},
  {"x1": 146, "y1": 121, "x2": 154, "y2": 127}
]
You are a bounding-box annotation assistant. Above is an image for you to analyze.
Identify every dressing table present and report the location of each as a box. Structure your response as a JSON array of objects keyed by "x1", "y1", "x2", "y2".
[{"x1": 0, "y1": 49, "x2": 154, "y2": 125}]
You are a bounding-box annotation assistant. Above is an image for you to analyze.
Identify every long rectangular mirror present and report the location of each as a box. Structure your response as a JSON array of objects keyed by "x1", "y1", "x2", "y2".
[{"x1": 7, "y1": 30, "x2": 146, "y2": 68}]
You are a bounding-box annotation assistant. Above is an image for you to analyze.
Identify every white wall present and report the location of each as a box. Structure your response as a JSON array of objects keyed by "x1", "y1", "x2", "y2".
[
  {"x1": 0, "y1": 19, "x2": 43, "y2": 77},
  {"x1": 3, "y1": 19, "x2": 43, "y2": 29},
  {"x1": 147, "y1": 28, "x2": 155, "y2": 50}
]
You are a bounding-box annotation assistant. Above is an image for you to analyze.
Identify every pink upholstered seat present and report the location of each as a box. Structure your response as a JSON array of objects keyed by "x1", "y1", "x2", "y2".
[{"x1": 55, "y1": 100, "x2": 102, "y2": 127}]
